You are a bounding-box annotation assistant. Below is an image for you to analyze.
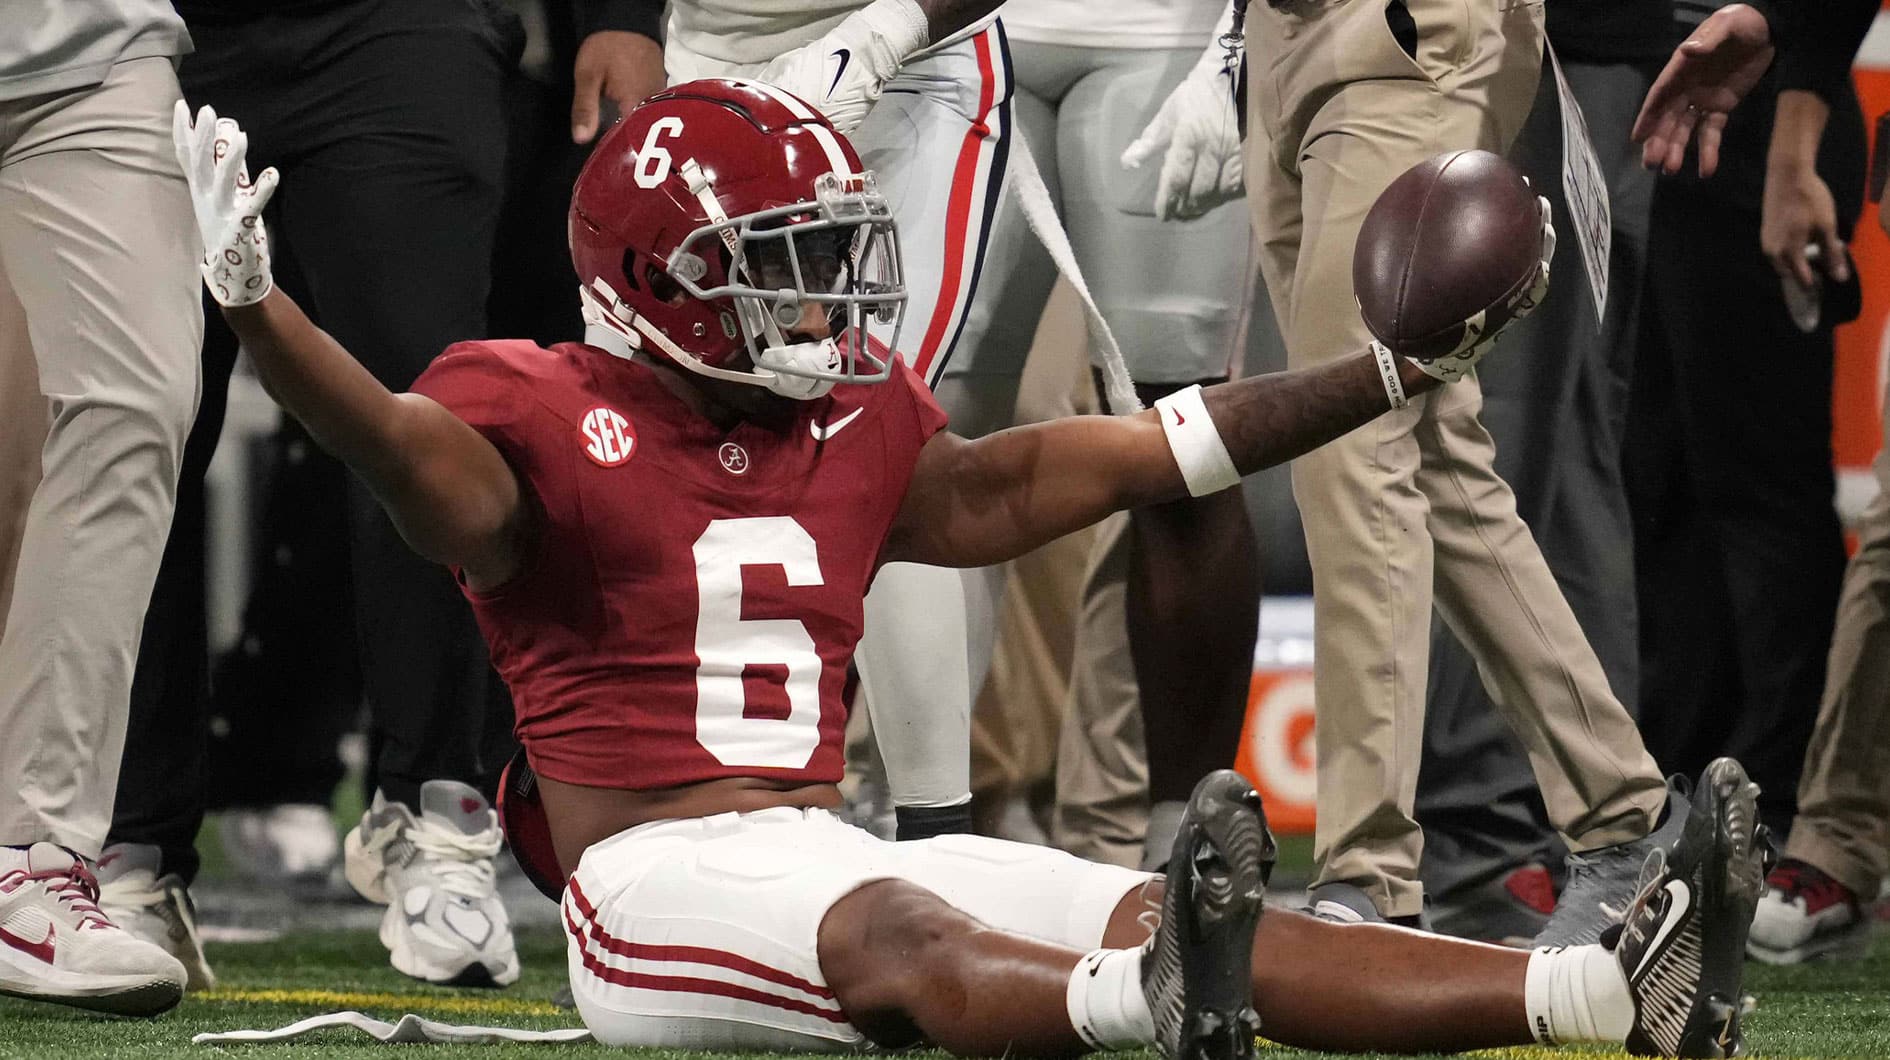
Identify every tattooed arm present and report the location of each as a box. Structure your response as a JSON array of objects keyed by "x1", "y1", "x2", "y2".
[{"x1": 883, "y1": 349, "x2": 1438, "y2": 568}]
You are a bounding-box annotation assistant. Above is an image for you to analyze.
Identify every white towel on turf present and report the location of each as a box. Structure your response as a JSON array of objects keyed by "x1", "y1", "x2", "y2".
[{"x1": 192, "y1": 1011, "x2": 593, "y2": 1045}]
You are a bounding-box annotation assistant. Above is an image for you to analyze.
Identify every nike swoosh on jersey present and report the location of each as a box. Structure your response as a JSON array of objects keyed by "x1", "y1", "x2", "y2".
[
  {"x1": 1633, "y1": 880, "x2": 1693, "y2": 981},
  {"x1": 827, "y1": 48, "x2": 852, "y2": 99},
  {"x1": 810, "y1": 406, "x2": 865, "y2": 441},
  {"x1": 0, "y1": 922, "x2": 55, "y2": 964}
]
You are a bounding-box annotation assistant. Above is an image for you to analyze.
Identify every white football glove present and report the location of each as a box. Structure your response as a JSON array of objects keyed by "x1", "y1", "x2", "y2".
[
  {"x1": 756, "y1": 0, "x2": 930, "y2": 135},
  {"x1": 1405, "y1": 194, "x2": 1556, "y2": 383},
  {"x1": 1121, "y1": 13, "x2": 1245, "y2": 221},
  {"x1": 173, "y1": 101, "x2": 278, "y2": 308}
]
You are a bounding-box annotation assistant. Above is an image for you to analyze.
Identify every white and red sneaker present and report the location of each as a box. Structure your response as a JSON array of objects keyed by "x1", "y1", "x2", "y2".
[
  {"x1": 1747, "y1": 858, "x2": 1867, "y2": 964},
  {"x1": 0, "y1": 843, "x2": 186, "y2": 1016}
]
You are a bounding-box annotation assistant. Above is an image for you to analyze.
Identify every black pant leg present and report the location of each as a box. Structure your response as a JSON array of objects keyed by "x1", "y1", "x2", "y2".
[
  {"x1": 1631, "y1": 186, "x2": 1846, "y2": 834},
  {"x1": 269, "y1": 1, "x2": 522, "y2": 809},
  {"x1": 1656, "y1": 190, "x2": 1844, "y2": 833},
  {"x1": 205, "y1": 420, "x2": 359, "y2": 810}
]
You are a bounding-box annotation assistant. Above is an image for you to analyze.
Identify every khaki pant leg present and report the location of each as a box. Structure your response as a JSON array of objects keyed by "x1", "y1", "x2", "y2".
[
  {"x1": 1419, "y1": 382, "x2": 1667, "y2": 849},
  {"x1": 1243, "y1": 0, "x2": 1547, "y2": 916},
  {"x1": 971, "y1": 283, "x2": 1101, "y2": 831},
  {"x1": 0, "y1": 271, "x2": 46, "y2": 642},
  {"x1": 0, "y1": 58, "x2": 203, "y2": 854},
  {"x1": 1052, "y1": 511, "x2": 1149, "y2": 868},
  {"x1": 1785, "y1": 398, "x2": 1890, "y2": 897}
]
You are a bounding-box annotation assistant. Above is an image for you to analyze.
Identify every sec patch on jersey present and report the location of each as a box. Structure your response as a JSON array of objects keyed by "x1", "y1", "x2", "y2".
[{"x1": 580, "y1": 407, "x2": 636, "y2": 467}]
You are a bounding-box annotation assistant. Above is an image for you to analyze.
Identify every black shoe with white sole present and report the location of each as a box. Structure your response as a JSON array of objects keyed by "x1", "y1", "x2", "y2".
[
  {"x1": 1140, "y1": 770, "x2": 1274, "y2": 1060},
  {"x1": 1612, "y1": 758, "x2": 1767, "y2": 1058}
]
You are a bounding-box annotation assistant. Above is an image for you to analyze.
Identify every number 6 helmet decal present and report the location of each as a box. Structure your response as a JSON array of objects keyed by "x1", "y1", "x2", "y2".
[{"x1": 569, "y1": 79, "x2": 907, "y2": 401}]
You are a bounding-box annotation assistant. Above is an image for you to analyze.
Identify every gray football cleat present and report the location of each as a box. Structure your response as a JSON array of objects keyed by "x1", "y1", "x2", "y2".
[
  {"x1": 1612, "y1": 758, "x2": 1767, "y2": 1058},
  {"x1": 1141, "y1": 770, "x2": 1273, "y2": 1060}
]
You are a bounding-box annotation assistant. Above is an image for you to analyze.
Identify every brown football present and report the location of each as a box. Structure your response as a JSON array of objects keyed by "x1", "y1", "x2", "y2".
[{"x1": 1353, "y1": 149, "x2": 1545, "y2": 361}]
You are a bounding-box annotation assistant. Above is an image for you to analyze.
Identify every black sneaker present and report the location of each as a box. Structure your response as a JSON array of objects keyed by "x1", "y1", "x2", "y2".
[
  {"x1": 1140, "y1": 770, "x2": 1274, "y2": 1060},
  {"x1": 1612, "y1": 758, "x2": 1766, "y2": 1058}
]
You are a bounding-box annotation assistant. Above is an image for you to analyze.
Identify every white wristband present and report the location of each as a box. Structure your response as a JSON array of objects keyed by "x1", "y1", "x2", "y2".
[
  {"x1": 1371, "y1": 341, "x2": 1409, "y2": 410},
  {"x1": 1155, "y1": 385, "x2": 1240, "y2": 497}
]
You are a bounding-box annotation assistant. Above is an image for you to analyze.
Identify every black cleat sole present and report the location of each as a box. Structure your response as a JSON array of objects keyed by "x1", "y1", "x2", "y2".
[{"x1": 1153, "y1": 770, "x2": 1273, "y2": 1060}]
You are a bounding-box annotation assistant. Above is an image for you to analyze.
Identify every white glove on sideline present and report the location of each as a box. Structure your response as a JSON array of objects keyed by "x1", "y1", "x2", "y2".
[
  {"x1": 1121, "y1": 8, "x2": 1244, "y2": 222},
  {"x1": 173, "y1": 101, "x2": 278, "y2": 308},
  {"x1": 1407, "y1": 195, "x2": 1557, "y2": 383},
  {"x1": 757, "y1": 0, "x2": 930, "y2": 135}
]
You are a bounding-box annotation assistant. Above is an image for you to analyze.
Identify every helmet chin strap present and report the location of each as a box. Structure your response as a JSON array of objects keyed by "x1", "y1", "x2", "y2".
[{"x1": 577, "y1": 280, "x2": 833, "y2": 400}]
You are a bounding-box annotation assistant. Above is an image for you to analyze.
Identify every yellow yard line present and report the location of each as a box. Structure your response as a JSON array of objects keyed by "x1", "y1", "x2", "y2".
[{"x1": 197, "y1": 987, "x2": 569, "y2": 1019}]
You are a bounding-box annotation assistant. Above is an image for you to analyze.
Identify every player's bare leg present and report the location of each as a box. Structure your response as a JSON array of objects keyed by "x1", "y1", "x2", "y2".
[
  {"x1": 1128, "y1": 379, "x2": 1262, "y2": 866},
  {"x1": 819, "y1": 771, "x2": 1268, "y2": 1059}
]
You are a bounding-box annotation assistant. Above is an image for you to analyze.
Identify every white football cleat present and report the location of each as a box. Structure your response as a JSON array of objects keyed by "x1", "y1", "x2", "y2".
[
  {"x1": 344, "y1": 781, "x2": 518, "y2": 987},
  {"x1": 0, "y1": 843, "x2": 186, "y2": 1016},
  {"x1": 97, "y1": 842, "x2": 217, "y2": 991},
  {"x1": 218, "y1": 804, "x2": 341, "y2": 887}
]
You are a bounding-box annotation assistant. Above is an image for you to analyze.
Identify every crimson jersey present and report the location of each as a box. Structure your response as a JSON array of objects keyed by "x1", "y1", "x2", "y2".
[{"x1": 409, "y1": 341, "x2": 947, "y2": 791}]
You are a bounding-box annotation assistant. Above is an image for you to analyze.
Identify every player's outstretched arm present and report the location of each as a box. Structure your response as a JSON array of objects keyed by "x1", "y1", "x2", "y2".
[
  {"x1": 883, "y1": 349, "x2": 1438, "y2": 569},
  {"x1": 222, "y1": 294, "x2": 527, "y2": 584},
  {"x1": 175, "y1": 103, "x2": 527, "y2": 587}
]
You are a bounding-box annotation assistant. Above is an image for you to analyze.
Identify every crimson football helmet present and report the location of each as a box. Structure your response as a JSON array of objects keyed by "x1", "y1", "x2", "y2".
[{"x1": 569, "y1": 79, "x2": 905, "y2": 400}]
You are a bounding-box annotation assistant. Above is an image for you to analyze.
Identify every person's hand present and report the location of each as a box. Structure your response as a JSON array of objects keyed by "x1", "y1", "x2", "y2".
[
  {"x1": 172, "y1": 101, "x2": 278, "y2": 308},
  {"x1": 1121, "y1": 40, "x2": 1244, "y2": 220},
  {"x1": 756, "y1": 0, "x2": 929, "y2": 135},
  {"x1": 572, "y1": 31, "x2": 665, "y2": 144},
  {"x1": 1762, "y1": 164, "x2": 1847, "y2": 290},
  {"x1": 1632, "y1": 3, "x2": 1773, "y2": 177},
  {"x1": 1407, "y1": 195, "x2": 1555, "y2": 383}
]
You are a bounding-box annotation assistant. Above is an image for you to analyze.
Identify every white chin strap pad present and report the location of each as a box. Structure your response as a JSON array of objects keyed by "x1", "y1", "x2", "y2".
[{"x1": 757, "y1": 340, "x2": 841, "y2": 400}]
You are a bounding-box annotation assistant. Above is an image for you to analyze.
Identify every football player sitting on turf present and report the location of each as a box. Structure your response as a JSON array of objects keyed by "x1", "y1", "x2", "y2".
[{"x1": 172, "y1": 81, "x2": 1766, "y2": 1060}]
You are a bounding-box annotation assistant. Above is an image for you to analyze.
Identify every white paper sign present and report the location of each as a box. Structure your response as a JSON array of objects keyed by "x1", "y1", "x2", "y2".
[{"x1": 1549, "y1": 47, "x2": 1610, "y2": 327}]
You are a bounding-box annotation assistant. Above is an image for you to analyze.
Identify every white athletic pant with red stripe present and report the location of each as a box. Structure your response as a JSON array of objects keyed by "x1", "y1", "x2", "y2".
[
  {"x1": 563, "y1": 807, "x2": 1149, "y2": 1049},
  {"x1": 666, "y1": 27, "x2": 1019, "y2": 815}
]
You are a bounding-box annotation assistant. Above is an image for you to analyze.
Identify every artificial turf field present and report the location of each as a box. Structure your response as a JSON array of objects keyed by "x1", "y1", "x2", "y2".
[{"x1": 2, "y1": 923, "x2": 1886, "y2": 1058}]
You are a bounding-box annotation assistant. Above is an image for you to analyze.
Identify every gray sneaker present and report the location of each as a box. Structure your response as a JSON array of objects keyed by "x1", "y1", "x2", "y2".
[
  {"x1": 1303, "y1": 882, "x2": 1425, "y2": 929},
  {"x1": 1536, "y1": 779, "x2": 1690, "y2": 948},
  {"x1": 343, "y1": 782, "x2": 518, "y2": 987},
  {"x1": 1303, "y1": 882, "x2": 1386, "y2": 925}
]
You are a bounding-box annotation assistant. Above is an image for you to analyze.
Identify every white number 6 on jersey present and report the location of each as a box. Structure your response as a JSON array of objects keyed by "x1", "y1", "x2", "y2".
[
  {"x1": 634, "y1": 117, "x2": 685, "y2": 189},
  {"x1": 692, "y1": 517, "x2": 825, "y2": 769}
]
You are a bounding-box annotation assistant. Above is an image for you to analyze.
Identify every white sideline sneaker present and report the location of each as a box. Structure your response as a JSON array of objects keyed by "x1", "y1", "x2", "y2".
[
  {"x1": 218, "y1": 804, "x2": 341, "y2": 887},
  {"x1": 97, "y1": 842, "x2": 217, "y2": 991},
  {"x1": 0, "y1": 844, "x2": 185, "y2": 1016},
  {"x1": 344, "y1": 781, "x2": 518, "y2": 988},
  {"x1": 1747, "y1": 859, "x2": 1868, "y2": 964}
]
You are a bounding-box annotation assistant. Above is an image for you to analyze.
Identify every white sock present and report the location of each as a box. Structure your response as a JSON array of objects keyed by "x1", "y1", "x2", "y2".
[
  {"x1": 1524, "y1": 944, "x2": 1634, "y2": 1045},
  {"x1": 1066, "y1": 948, "x2": 1155, "y2": 1050},
  {"x1": 0, "y1": 845, "x2": 31, "y2": 872}
]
